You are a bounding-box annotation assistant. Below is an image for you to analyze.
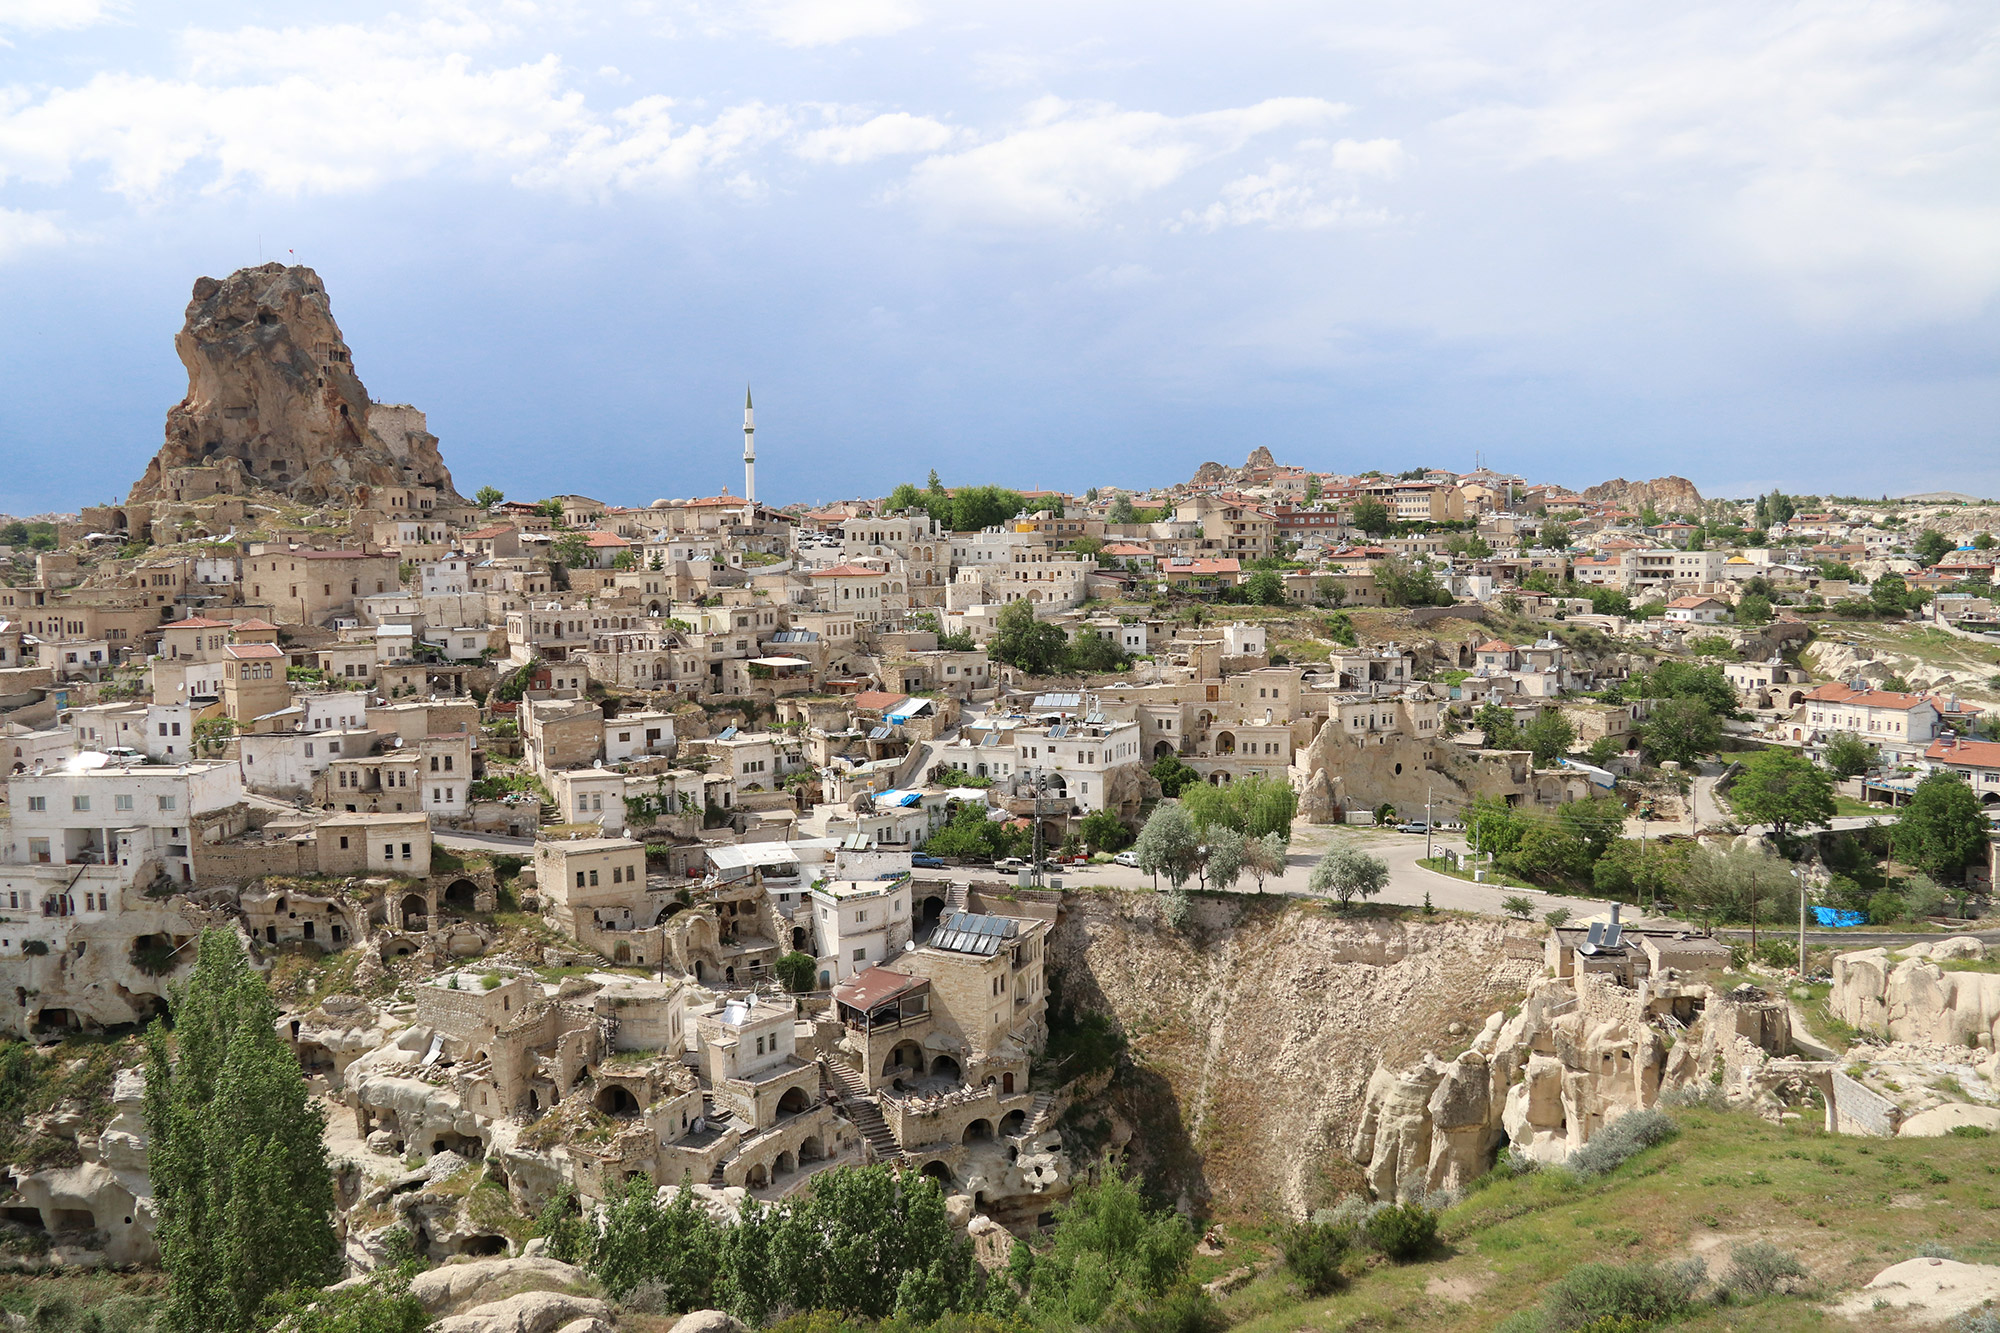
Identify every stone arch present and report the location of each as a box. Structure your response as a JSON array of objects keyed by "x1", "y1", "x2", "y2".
[
  {"x1": 962, "y1": 1118, "x2": 993, "y2": 1144},
  {"x1": 921, "y1": 1160, "x2": 952, "y2": 1186},
  {"x1": 884, "y1": 1040, "x2": 926, "y2": 1077},
  {"x1": 1215, "y1": 730, "x2": 1236, "y2": 755},
  {"x1": 745, "y1": 1162, "x2": 769, "y2": 1189},
  {"x1": 1000, "y1": 1108, "x2": 1027, "y2": 1136},
  {"x1": 778, "y1": 1086, "x2": 812, "y2": 1115},
  {"x1": 920, "y1": 895, "x2": 946, "y2": 929},
  {"x1": 791, "y1": 924, "x2": 808, "y2": 949},
  {"x1": 1154, "y1": 740, "x2": 1174, "y2": 760},
  {"x1": 443, "y1": 879, "x2": 479, "y2": 912},
  {"x1": 930, "y1": 1054, "x2": 961, "y2": 1082},
  {"x1": 775, "y1": 1149, "x2": 796, "y2": 1176},
  {"x1": 400, "y1": 893, "x2": 429, "y2": 930},
  {"x1": 799, "y1": 1136, "x2": 824, "y2": 1163},
  {"x1": 595, "y1": 1085, "x2": 640, "y2": 1116}
]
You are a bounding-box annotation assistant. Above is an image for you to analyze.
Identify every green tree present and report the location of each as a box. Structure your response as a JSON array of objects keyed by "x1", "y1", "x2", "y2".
[
  {"x1": 1062, "y1": 627, "x2": 1130, "y2": 674},
  {"x1": 1735, "y1": 593, "x2": 1773, "y2": 625},
  {"x1": 1026, "y1": 1166, "x2": 1198, "y2": 1326},
  {"x1": 1727, "y1": 749, "x2": 1835, "y2": 839},
  {"x1": 1822, "y1": 731, "x2": 1879, "y2": 778},
  {"x1": 1242, "y1": 832, "x2": 1288, "y2": 892},
  {"x1": 1473, "y1": 702, "x2": 1522, "y2": 750},
  {"x1": 1079, "y1": 808, "x2": 1133, "y2": 854},
  {"x1": 550, "y1": 532, "x2": 591, "y2": 567},
  {"x1": 536, "y1": 497, "x2": 565, "y2": 521},
  {"x1": 1539, "y1": 519, "x2": 1572, "y2": 550},
  {"x1": 1686, "y1": 633, "x2": 1734, "y2": 658},
  {"x1": 1068, "y1": 535, "x2": 1106, "y2": 562},
  {"x1": 1149, "y1": 752, "x2": 1201, "y2": 797},
  {"x1": 1375, "y1": 554, "x2": 1451, "y2": 608},
  {"x1": 1557, "y1": 795, "x2": 1626, "y2": 859},
  {"x1": 1203, "y1": 827, "x2": 1247, "y2": 891},
  {"x1": 1310, "y1": 845, "x2": 1390, "y2": 909},
  {"x1": 1506, "y1": 827, "x2": 1591, "y2": 885},
  {"x1": 1352, "y1": 498, "x2": 1395, "y2": 537},
  {"x1": 593, "y1": 1176, "x2": 722, "y2": 1306},
  {"x1": 1626, "y1": 659, "x2": 1739, "y2": 715},
  {"x1": 774, "y1": 950, "x2": 818, "y2": 993},
  {"x1": 1640, "y1": 697, "x2": 1723, "y2": 766},
  {"x1": 1915, "y1": 528, "x2": 1953, "y2": 567},
  {"x1": 1523, "y1": 710, "x2": 1577, "y2": 766},
  {"x1": 769, "y1": 1165, "x2": 967, "y2": 1320},
  {"x1": 535, "y1": 1183, "x2": 589, "y2": 1264},
  {"x1": 989, "y1": 599, "x2": 1069, "y2": 675},
  {"x1": 1178, "y1": 773, "x2": 1298, "y2": 841},
  {"x1": 1444, "y1": 533, "x2": 1493, "y2": 558},
  {"x1": 1681, "y1": 843, "x2": 1796, "y2": 929},
  {"x1": 1893, "y1": 773, "x2": 1989, "y2": 882},
  {"x1": 473, "y1": 485, "x2": 504, "y2": 507},
  {"x1": 145, "y1": 930, "x2": 338, "y2": 1333},
  {"x1": 1870, "y1": 571, "x2": 1911, "y2": 615},
  {"x1": 1134, "y1": 803, "x2": 1203, "y2": 890},
  {"x1": 1244, "y1": 569, "x2": 1287, "y2": 605},
  {"x1": 1108, "y1": 494, "x2": 1138, "y2": 525}
]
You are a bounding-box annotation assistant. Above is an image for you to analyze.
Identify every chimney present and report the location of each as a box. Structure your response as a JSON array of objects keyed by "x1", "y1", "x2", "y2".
[{"x1": 1610, "y1": 902, "x2": 1622, "y2": 926}]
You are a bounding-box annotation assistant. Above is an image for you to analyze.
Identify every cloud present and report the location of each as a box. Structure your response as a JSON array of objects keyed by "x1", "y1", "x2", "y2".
[
  {"x1": 0, "y1": 205, "x2": 63, "y2": 257},
  {"x1": 795, "y1": 111, "x2": 954, "y2": 164},
  {"x1": 1180, "y1": 137, "x2": 1406, "y2": 231},
  {"x1": 733, "y1": 0, "x2": 924, "y2": 47},
  {"x1": 0, "y1": 0, "x2": 110, "y2": 33},
  {"x1": 901, "y1": 95, "x2": 1348, "y2": 227}
]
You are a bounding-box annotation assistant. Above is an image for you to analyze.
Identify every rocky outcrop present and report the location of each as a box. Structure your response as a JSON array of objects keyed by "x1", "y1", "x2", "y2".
[
  {"x1": 5, "y1": 1067, "x2": 156, "y2": 1265},
  {"x1": 1047, "y1": 895, "x2": 1541, "y2": 1214},
  {"x1": 411, "y1": 1257, "x2": 593, "y2": 1317},
  {"x1": 1579, "y1": 476, "x2": 1704, "y2": 514},
  {"x1": 1352, "y1": 971, "x2": 1796, "y2": 1200},
  {"x1": 1188, "y1": 447, "x2": 1281, "y2": 490},
  {"x1": 127, "y1": 264, "x2": 457, "y2": 509},
  {"x1": 1831, "y1": 945, "x2": 2000, "y2": 1049}
]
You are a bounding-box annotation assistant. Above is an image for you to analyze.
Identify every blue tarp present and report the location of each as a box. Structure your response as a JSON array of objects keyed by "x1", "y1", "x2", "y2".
[{"x1": 1811, "y1": 907, "x2": 1869, "y2": 928}]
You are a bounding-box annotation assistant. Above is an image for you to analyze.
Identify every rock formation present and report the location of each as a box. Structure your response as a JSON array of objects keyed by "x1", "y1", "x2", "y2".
[
  {"x1": 126, "y1": 264, "x2": 457, "y2": 509},
  {"x1": 1830, "y1": 942, "x2": 2000, "y2": 1050},
  {"x1": 1579, "y1": 476, "x2": 1704, "y2": 514},
  {"x1": 1353, "y1": 970, "x2": 1795, "y2": 1201},
  {"x1": 1188, "y1": 447, "x2": 1281, "y2": 489}
]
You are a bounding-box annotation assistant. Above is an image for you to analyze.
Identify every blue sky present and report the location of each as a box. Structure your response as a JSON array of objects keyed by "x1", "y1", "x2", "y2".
[{"x1": 1, "y1": 0, "x2": 1997, "y2": 513}]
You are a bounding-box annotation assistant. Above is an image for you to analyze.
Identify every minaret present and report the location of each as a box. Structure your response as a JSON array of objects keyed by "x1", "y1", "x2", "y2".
[{"x1": 742, "y1": 386, "x2": 756, "y2": 507}]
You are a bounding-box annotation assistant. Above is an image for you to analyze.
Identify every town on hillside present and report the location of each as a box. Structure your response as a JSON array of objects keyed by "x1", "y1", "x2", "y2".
[{"x1": 1, "y1": 265, "x2": 1998, "y2": 1329}]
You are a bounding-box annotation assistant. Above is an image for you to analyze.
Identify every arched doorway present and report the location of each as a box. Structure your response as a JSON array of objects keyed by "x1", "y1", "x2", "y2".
[
  {"x1": 799, "y1": 1136, "x2": 824, "y2": 1163},
  {"x1": 1000, "y1": 1109, "x2": 1026, "y2": 1136},
  {"x1": 791, "y1": 925, "x2": 808, "y2": 949},
  {"x1": 1154, "y1": 740, "x2": 1174, "y2": 760},
  {"x1": 929, "y1": 1055, "x2": 961, "y2": 1082},
  {"x1": 775, "y1": 1150, "x2": 796, "y2": 1176},
  {"x1": 922, "y1": 1160, "x2": 952, "y2": 1186},
  {"x1": 920, "y1": 896, "x2": 945, "y2": 931},
  {"x1": 595, "y1": 1085, "x2": 640, "y2": 1116},
  {"x1": 400, "y1": 894, "x2": 428, "y2": 930},
  {"x1": 746, "y1": 1163, "x2": 769, "y2": 1189},
  {"x1": 962, "y1": 1118, "x2": 993, "y2": 1144},
  {"x1": 444, "y1": 879, "x2": 479, "y2": 912},
  {"x1": 778, "y1": 1086, "x2": 811, "y2": 1116},
  {"x1": 1215, "y1": 731, "x2": 1236, "y2": 755}
]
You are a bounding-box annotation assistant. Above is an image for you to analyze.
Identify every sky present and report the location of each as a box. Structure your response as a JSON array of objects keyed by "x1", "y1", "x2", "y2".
[{"x1": 1, "y1": 0, "x2": 1997, "y2": 514}]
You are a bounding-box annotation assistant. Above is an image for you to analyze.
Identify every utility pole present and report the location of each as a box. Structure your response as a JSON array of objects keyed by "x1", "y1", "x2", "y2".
[
  {"x1": 1425, "y1": 785, "x2": 1434, "y2": 862},
  {"x1": 1797, "y1": 862, "x2": 1807, "y2": 978}
]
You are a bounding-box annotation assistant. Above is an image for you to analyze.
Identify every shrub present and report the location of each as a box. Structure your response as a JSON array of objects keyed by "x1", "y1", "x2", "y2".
[
  {"x1": 1500, "y1": 895, "x2": 1535, "y2": 920},
  {"x1": 1721, "y1": 1241, "x2": 1810, "y2": 1298},
  {"x1": 1543, "y1": 907, "x2": 1572, "y2": 928},
  {"x1": 1566, "y1": 1109, "x2": 1677, "y2": 1179},
  {"x1": 1658, "y1": 1084, "x2": 1728, "y2": 1112},
  {"x1": 1363, "y1": 1202, "x2": 1438, "y2": 1262},
  {"x1": 1867, "y1": 890, "x2": 1908, "y2": 925},
  {"x1": 1281, "y1": 1221, "x2": 1352, "y2": 1295},
  {"x1": 1539, "y1": 1259, "x2": 1703, "y2": 1331},
  {"x1": 1754, "y1": 940, "x2": 1798, "y2": 969}
]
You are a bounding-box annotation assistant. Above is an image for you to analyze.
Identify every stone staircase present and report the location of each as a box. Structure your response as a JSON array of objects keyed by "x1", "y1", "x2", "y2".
[
  {"x1": 1024, "y1": 1091, "x2": 1057, "y2": 1135},
  {"x1": 823, "y1": 1058, "x2": 902, "y2": 1163},
  {"x1": 945, "y1": 881, "x2": 970, "y2": 915}
]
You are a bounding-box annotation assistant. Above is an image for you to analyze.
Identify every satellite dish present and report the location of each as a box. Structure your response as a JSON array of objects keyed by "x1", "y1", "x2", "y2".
[{"x1": 902, "y1": 940, "x2": 915, "y2": 952}]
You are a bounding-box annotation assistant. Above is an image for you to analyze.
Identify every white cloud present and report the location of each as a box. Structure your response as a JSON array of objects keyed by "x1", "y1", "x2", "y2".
[
  {"x1": 795, "y1": 111, "x2": 953, "y2": 164},
  {"x1": 736, "y1": 0, "x2": 924, "y2": 47},
  {"x1": 0, "y1": 0, "x2": 110, "y2": 33},
  {"x1": 1182, "y1": 137, "x2": 1406, "y2": 231},
  {"x1": 902, "y1": 96, "x2": 1347, "y2": 227},
  {"x1": 0, "y1": 205, "x2": 62, "y2": 257}
]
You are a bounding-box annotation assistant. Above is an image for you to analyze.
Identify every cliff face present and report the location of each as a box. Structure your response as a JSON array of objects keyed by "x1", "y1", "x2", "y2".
[
  {"x1": 1045, "y1": 893, "x2": 1539, "y2": 1214},
  {"x1": 1579, "y1": 476, "x2": 1704, "y2": 513},
  {"x1": 127, "y1": 264, "x2": 457, "y2": 507}
]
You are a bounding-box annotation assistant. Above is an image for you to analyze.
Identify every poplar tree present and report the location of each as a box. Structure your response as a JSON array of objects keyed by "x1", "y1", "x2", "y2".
[{"x1": 145, "y1": 929, "x2": 338, "y2": 1333}]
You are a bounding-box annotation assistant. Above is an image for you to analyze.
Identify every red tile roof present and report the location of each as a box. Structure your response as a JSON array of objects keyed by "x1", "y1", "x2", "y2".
[
  {"x1": 1926, "y1": 737, "x2": 2000, "y2": 768},
  {"x1": 224, "y1": 643, "x2": 285, "y2": 659},
  {"x1": 809, "y1": 563, "x2": 883, "y2": 578},
  {"x1": 852, "y1": 691, "x2": 905, "y2": 712},
  {"x1": 161, "y1": 616, "x2": 232, "y2": 629},
  {"x1": 1803, "y1": 683, "x2": 1931, "y2": 712}
]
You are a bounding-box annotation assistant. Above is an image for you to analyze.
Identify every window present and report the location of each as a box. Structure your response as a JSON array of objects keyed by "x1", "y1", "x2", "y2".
[
  {"x1": 852, "y1": 947, "x2": 866, "y2": 961},
  {"x1": 401, "y1": 843, "x2": 411, "y2": 859},
  {"x1": 589, "y1": 869, "x2": 599, "y2": 886},
  {"x1": 115, "y1": 794, "x2": 133, "y2": 812},
  {"x1": 26, "y1": 796, "x2": 44, "y2": 812},
  {"x1": 339, "y1": 836, "x2": 349, "y2": 849},
  {"x1": 72, "y1": 796, "x2": 89, "y2": 812}
]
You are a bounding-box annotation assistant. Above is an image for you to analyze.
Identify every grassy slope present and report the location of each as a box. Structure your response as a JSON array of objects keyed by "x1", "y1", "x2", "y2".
[{"x1": 1212, "y1": 1107, "x2": 1999, "y2": 1333}]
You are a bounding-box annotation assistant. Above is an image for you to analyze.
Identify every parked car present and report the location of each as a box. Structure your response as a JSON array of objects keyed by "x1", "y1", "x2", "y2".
[
  {"x1": 1395, "y1": 821, "x2": 1430, "y2": 834},
  {"x1": 1113, "y1": 850, "x2": 1141, "y2": 868},
  {"x1": 911, "y1": 853, "x2": 946, "y2": 869},
  {"x1": 993, "y1": 857, "x2": 1028, "y2": 874}
]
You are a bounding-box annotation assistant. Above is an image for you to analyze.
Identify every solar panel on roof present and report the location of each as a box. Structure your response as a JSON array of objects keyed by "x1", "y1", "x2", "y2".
[
  {"x1": 869, "y1": 726, "x2": 893, "y2": 740},
  {"x1": 1047, "y1": 723, "x2": 1068, "y2": 738},
  {"x1": 717, "y1": 725, "x2": 738, "y2": 740}
]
